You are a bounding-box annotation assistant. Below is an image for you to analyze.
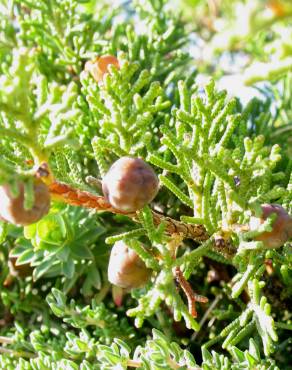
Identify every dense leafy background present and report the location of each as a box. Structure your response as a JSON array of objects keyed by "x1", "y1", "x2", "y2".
[{"x1": 0, "y1": 0, "x2": 291, "y2": 369}]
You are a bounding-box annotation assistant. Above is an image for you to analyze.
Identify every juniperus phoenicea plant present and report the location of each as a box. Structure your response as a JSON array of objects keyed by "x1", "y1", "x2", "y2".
[{"x1": 0, "y1": 0, "x2": 291, "y2": 368}]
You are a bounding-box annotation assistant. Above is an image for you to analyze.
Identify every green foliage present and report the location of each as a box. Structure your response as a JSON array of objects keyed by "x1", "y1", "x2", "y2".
[
  {"x1": 47, "y1": 288, "x2": 136, "y2": 344},
  {"x1": 0, "y1": 0, "x2": 291, "y2": 369},
  {"x1": 9, "y1": 205, "x2": 106, "y2": 292},
  {"x1": 202, "y1": 338, "x2": 280, "y2": 370},
  {"x1": 83, "y1": 59, "x2": 171, "y2": 159}
]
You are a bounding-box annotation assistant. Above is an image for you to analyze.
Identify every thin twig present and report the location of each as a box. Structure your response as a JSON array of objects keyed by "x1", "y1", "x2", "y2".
[
  {"x1": 0, "y1": 336, "x2": 14, "y2": 345},
  {"x1": 49, "y1": 180, "x2": 235, "y2": 257},
  {"x1": 191, "y1": 294, "x2": 222, "y2": 341},
  {"x1": 0, "y1": 347, "x2": 36, "y2": 358},
  {"x1": 127, "y1": 359, "x2": 142, "y2": 368},
  {"x1": 49, "y1": 181, "x2": 209, "y2": 241},
  {"x1": 174, "y1": 266, "x2": 208, "y2": 318}
]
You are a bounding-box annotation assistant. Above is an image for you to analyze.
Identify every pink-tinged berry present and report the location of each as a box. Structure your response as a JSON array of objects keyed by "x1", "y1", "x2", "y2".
[
  {"x1": 0, "y1": 181, "x2": 50, "y2": 226},
  {"x1": 108, "y1": 240, "x2": 151, "y2": 289},
  {"x1": 102, "y1": 157, "x2": 159, "y2": 212},
  {"x1": 85, "y1": 55, "x2": 119, "y2": 83},
  {"x1": 249, "y1": 204, "x2": 292, "y2": 249}
]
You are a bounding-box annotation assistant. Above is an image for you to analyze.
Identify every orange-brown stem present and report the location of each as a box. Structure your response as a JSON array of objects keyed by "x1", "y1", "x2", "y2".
[
  {"x1": 49, "y1": 181, "x2": 118, "y2": 213},
  {"x1": 49, "y1": 181, "x2": 236, "y2": 257},
  {"x1": 174, "y1": 266, "x2": 208, "y2": 318},
  {"x1": 49, "y1": 181, "x2": 210, "y2": 242}
]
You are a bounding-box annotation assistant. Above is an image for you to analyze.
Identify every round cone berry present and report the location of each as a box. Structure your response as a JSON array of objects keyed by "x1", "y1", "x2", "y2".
[
  {"x1": 102, "y1": 157, "x2": 159, "y2": 212},
  {"x1": 108, "y1": 240, "x2": 151, "y2": 289},
  {"x1": 85, "y1": 55, "x2": 119, "y2": 83},
  {"x1": 249, "y1": 204, "x2": 292, "y2": 249},
  {"x1": 0, "y1": 180, "x2": 50, "y2": 226}
]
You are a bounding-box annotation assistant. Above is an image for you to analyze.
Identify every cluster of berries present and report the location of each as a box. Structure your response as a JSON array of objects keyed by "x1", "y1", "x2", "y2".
[
  {"x1": 1, "y1": 156, "x2": 291, "y2": 291},
  {"x1": 1, "y1": 57, "x2": 290, "y2": 290},
  {"x1": 103, "y1": 157, "x2": 159, "y2": 289}
]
